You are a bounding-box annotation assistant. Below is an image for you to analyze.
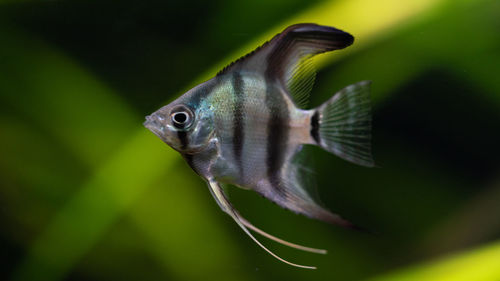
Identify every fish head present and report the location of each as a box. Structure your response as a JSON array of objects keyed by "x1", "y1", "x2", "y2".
[{"x1": 144, "y1": 85, "x2": 215, "y2": 154}]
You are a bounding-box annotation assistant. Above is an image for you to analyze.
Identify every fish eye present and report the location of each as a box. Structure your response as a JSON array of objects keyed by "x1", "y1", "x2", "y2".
[
  {"x1": 170, "y1": 105, "x2": 193, "y2": 129},
  {"x1": 173, "y1": 112, "x2": 187, "y2": 123}
]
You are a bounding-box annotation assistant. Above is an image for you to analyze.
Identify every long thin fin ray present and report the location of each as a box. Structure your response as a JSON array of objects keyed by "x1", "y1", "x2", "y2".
[
  {"x1": 287, "y1": 54, "x2": 316, "y2": 108},
  {"x1": 207, "y1": 180, "x2": 318, "y2": 269},
  {"x1": 239, "y1": 217, "x2": 327, "y2": 254}
]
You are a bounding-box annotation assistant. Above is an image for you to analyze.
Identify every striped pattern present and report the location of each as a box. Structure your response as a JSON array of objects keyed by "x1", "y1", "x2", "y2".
[
  {"x1": 208, "y1": 72, "x2": 293, "y2": 193},
  {"x1": 264, "y1": 80, "x2": 290, "y2": 194},
  {"x1": 310, "y1": 110, "x2": 320, "y2": 144},
  {"x1": 145, "y1": 26, "x2": 372, "y2": 263},
  {"x1": 177, "y1": 131, "x2": 188, "y2": 150},
  {"x1": 232, "y1": 72, "x2": 245, "y2": 178}
]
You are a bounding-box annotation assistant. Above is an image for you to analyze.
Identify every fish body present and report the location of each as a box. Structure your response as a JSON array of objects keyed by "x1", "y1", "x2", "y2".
[{"x1": 144, "y1": 23, "x2": 373, "y2": 269}]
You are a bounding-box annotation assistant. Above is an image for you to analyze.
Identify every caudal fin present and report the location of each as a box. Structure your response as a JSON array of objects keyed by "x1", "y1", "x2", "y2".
[{"x1": 311, "y1": 81, "x2": 374, "y2": 167}]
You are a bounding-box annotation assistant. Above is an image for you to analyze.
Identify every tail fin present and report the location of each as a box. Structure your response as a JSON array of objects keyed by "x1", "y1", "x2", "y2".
[{"x1": 311, "y1": 81, "x2": 374, "y2": 167}]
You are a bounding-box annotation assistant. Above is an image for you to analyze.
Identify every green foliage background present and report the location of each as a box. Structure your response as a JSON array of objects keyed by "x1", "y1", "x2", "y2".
[{"x1": 1, "y1": 0, "x2": 499, "y2": 280}]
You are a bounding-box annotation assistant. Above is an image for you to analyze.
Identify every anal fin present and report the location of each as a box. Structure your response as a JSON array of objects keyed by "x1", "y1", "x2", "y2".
[{"x1": 256, "y1": 147, "x2": 358, "y2": 229}]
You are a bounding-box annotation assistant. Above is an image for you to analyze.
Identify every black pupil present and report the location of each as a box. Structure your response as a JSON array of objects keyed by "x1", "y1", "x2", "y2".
[{"x1": 174, "y1": 112, "x2": 187, "y2": 123}]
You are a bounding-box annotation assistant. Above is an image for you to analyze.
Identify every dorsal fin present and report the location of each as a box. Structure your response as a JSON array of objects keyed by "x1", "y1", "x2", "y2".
[
  {"x1": 217, "y1": 39, "x2": 273, "y2": 76},
  {"x1": 217, "y1": 23, "x2": 354, "y2": 108}
]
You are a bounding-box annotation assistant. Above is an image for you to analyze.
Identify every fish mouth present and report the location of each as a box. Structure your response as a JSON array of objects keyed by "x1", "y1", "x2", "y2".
[{"x1": 143, "y1": 114, "x2": 165, "y2": 138}]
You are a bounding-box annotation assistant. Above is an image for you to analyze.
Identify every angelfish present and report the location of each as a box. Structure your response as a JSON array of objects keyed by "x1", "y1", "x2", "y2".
[{"x1": 144, "y1": 23, "x2": 373, "y2": 269}]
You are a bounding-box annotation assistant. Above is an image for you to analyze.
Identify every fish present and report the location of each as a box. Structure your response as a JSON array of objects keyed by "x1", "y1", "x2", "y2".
[{"x1": 144, "y1": 23, "x2": 373, "y2": 269}]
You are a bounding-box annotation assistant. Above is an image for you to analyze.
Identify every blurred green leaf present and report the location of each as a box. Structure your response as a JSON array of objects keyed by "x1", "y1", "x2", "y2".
[
  {"x1": 0, "y1": 25, "x2": 138, "y2": 168},
  {"x1": 365, "y1": 240, "x2": 500, "y2": 281},
  {"x1": 2, "y1": 0, "x2": 499, "y2": 280}
]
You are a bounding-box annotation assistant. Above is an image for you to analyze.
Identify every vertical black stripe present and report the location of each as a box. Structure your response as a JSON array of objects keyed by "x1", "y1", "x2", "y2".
[
  {"x1": 263, "y1": 34, "x2": 293, "y2": 194},
  {"x1": 176, "y1": 77, "x2": 218, "y2": 152},
  {"x1": 310, "y1": 110, "x2": 320, "y2": 144},
  {"x1": 177, "y1": 131, "x2": 188, "y2": 150},
  {"x1": 232, "y1": 72, "x2": 245, "y2": 178},
  {"x1": 183, "y1": 153, "x2": 193, "y2": 166},
  {"x1": 264, "y1": 79, "x2": 290, "y2": 193},
  {"x1": 182, "y1": 153, "x2": 200, "y2": 176}
]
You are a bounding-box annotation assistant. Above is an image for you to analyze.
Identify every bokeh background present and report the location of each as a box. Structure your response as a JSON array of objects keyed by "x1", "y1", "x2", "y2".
[{"x1": 1, "y1": 0, "x2": 500, "y2": 280}]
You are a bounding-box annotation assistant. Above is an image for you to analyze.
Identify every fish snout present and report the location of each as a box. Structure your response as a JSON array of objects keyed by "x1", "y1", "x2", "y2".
[{"x1": 144, "y1": 113, "x2": 167, "y2": 137}]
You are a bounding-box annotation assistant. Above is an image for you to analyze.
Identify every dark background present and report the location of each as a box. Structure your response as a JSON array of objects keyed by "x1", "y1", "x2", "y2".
[{"x1": 1, "y1": 0, "x2": 499, "y2": 280}]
